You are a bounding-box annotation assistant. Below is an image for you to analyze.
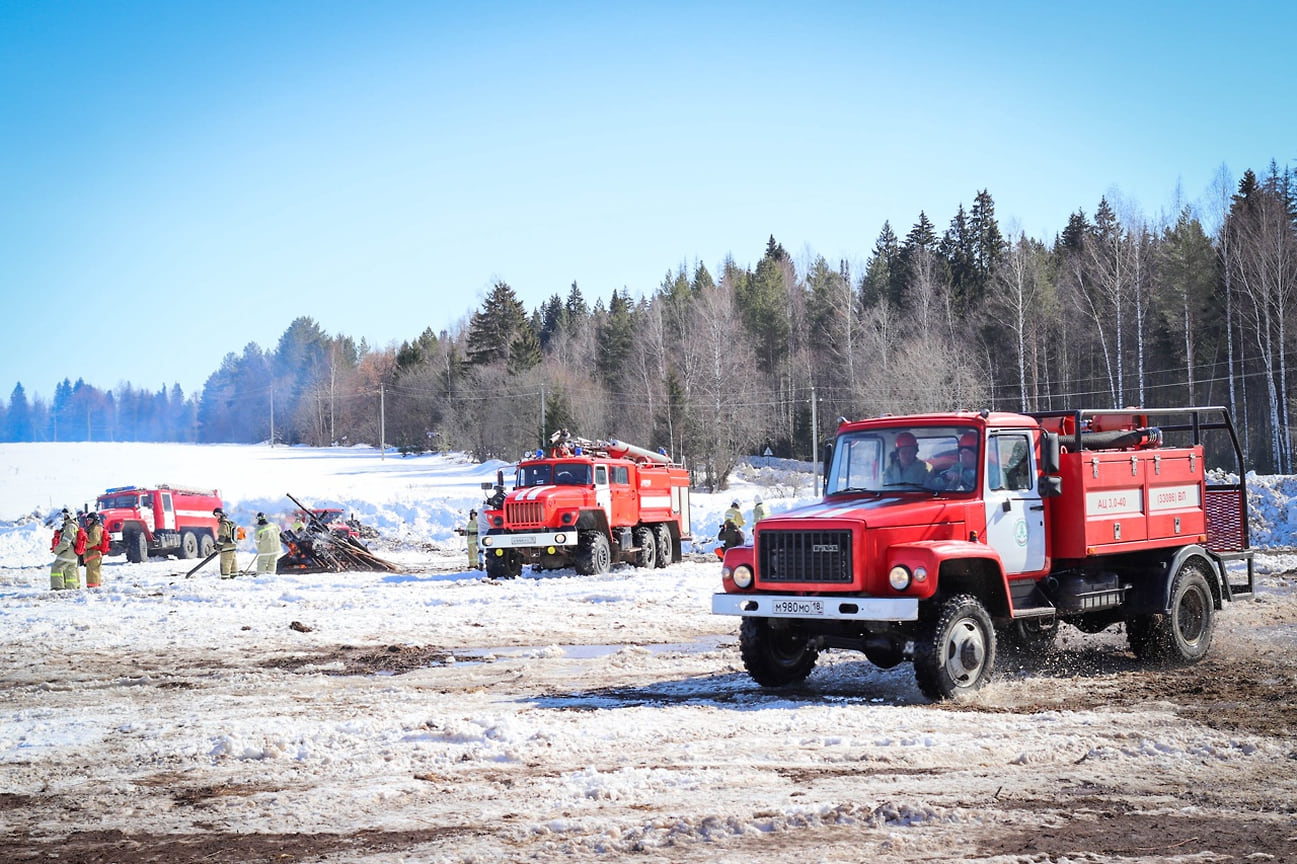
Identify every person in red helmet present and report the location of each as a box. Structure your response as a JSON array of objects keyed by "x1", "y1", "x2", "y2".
[
  {"x1": 934, "y1": 431, "x2": 980, "y2": 491},
  {"x1": 883, "y1": 431, "x2": 931, "y2": 487}
]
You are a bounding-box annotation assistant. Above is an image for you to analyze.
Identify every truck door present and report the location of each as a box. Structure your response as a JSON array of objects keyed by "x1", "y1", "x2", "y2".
[
  {"x1": 608, "y1": 465, "x2": 635, "y2": 527},
  {"x1": 594, "y1": 465, "x2": 611, "y2": 520},
  {"x1": 984, "y1": 432, "x2": 1046, "y2": 574},
  {"x1": 160, "y1": 492, "x2": 176, "y2": 531}
]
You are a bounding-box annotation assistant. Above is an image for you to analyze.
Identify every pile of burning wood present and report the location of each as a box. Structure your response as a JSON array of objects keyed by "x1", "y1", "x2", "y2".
[{"x1": 277, "y1": 493, "x2": 398, "y2": 573}]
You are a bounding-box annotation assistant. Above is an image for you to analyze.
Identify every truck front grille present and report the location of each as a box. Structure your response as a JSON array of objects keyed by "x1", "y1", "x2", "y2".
[
  {"x1": 506, "y1": 501, "x2": 544, "y2": 526},
  {"x1": 758, "y1": 530, "x2": 853, "y2": 584}
]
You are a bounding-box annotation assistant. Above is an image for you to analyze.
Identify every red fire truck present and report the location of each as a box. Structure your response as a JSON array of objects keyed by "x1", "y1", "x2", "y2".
[
  {"x1": 480, "y1": 433, "x2": 692, "y2": 578},
  {"x1": 95, "y1": 485, "x2": 225, "y2": 562},
  {"x1": 714, "y1": 406, "x2": 1254, "y2": 701}
]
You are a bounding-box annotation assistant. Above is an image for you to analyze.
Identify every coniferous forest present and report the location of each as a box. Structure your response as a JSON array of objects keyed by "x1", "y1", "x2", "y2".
[{"x1": 4, "y1": 164, "x2": 1296, "y2": 484}]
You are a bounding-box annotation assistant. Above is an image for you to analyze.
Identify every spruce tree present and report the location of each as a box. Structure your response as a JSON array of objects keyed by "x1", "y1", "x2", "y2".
[{"x1": 466, "y1": 281, "x2": 529, "y2": 367}]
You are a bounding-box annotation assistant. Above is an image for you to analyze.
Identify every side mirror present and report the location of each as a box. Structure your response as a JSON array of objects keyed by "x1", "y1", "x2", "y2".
[
  {"x1": 480, "y1": 482, "x2": 495, "y2": 490},
  {"x1": 1040, "y1": 475, "x2": 1062, "y2": 498},
  {"x1": 1040, "y1": 432, "x2": 1061, "y2": 475},
  {"x1": 821, "y1": 442, "x2": 834, "y2": 487}
]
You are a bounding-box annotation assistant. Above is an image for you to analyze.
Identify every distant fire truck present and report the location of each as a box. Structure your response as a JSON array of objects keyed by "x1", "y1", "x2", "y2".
[
  {"x1": 95, "y1": 485, "x2": 224, "y2": 562},
  {"x1": 480, "y1": 432, "x2": 692, "y2": 578},
  {"x1": 714, "y1": 406, "x2": 1255, "y2": 701}
]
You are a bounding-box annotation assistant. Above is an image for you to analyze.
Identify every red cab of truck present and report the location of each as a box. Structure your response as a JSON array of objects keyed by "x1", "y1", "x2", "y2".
[
  {"x1": 714, "y1": 407, "x2": 1254, "y2": 701},
  {"x1": 480, "y1": 433, "x2": 692, "y2": 578},
  {"x1": 95, "y1": 485, "x2": 224, "y2": 562}
]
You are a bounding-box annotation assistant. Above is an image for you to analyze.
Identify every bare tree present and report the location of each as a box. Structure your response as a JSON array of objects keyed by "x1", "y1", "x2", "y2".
[{"x1": 988, "y1": 233, "x2": 1050, "y2": 410}]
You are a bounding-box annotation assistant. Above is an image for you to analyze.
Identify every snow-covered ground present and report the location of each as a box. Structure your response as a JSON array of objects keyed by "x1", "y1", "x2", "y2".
[{"x1": 2, "y1": 442, "x2": 1295, "y2": 863}]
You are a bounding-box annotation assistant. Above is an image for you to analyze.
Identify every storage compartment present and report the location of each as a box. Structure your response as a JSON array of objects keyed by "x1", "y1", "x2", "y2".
[{"x1": 1051, "y1": 445, "x2": 1205, "y2": 558}]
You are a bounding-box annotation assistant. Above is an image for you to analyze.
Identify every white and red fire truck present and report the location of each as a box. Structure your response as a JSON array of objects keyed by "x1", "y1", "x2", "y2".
[
  {"x1": 94, "y1": 485, "x2": 225, "y2": 562},
  {"x1": 714, "y1": 406, "x2": 1255, "y2": 701},
  {"x1": 480, "y1": 432, "x2": 692, "y2": 578}
]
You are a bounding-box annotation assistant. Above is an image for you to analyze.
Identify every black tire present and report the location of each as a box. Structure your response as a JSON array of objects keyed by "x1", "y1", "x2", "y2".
[
  {"x1": 998, "y1": 616, "x2": 1058, "y2": 656},
  {"x1": 739, "y1": 617, "x2": 819, "y2": 687},
  {"x1": 1126, "y1": 615, "x2": 1161, "y2": 660},
  {"x1": 574, "y1": 531, "x2": 611, "y2": 575},
  {"x1": 1129, "y1": 559, "x2": 1215, "y2": 664},
  {"x1": 180, "y1": 531, "x2": 199, "y2": 559},
  {"x1": 633, "y1": 526, "x2": 657, "y2": 569},
  {"x1": 125, "y1": 530, "x2": 148, "y2": 564},
  {"x1": 914, "y1": 593, "x2": 996, "y2": 701},
  {"x1": 653, "y1": 523, "x2": 672, "y2": 568},
  {"x1": 199, "y1": 534, "x2": 215, "y2": 557},
  {"x1": 485, "y1": 550, "x2": 521, "y2": 580}
]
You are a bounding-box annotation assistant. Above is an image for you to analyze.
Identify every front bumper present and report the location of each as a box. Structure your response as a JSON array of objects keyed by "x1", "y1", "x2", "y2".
[
  {"x1": 712, "y1": 592, "x2": 918, "y2": 621},
  {"x1": 481, "y1": 531, "x2": 578, "y2": 550}
]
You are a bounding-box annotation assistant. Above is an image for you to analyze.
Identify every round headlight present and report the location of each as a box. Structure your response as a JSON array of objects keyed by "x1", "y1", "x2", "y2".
[
  {"x1": 561, "y1": 512, "x2": 574, "y2": 524},
  {"x1": 732, "y1": 565, "x2": 754, "y2": 589},
  {"x1": 482, "y1": 536, "x2": 494, "y2": 547},
  {"x1": 913, "y1": 566, "x2": 928, "y2": 583},
  {"x1": 553, "y1": 533, "x2": 566, "y2": 544},
  {"x1": 888, "y1": 565, "x2": 912, "y2": 591},
  {"x1": 492, "y1": 516, "x2": 504, "y2": 527}
]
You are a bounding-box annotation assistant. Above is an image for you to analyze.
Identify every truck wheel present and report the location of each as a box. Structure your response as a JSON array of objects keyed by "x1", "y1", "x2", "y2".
[
  {"x1": 199, "y1": 534, "x2": 215, "y2": 557},
  {"x1": 914, "y1": 593, "x2": 996, "y2": 701},
  {"x1": 633, "y1": 526, "x2": 656, "y2": 568},
  {"x1": 998, "y1": 617, "x2": 1058, "y2": 656},
  {"x1": 653, "y1": 523, "x2": 672, "y2": 568},
  {"x1": 485, "y1": 550, "x2": 521, "y2": 579},
  {"x1": 125, "y1": 530, "x2": 148, "y2": 564},
  {"x1": 575, "y1": 532, "x2": 611, "y2": 575},
  {"x1": 739, "y1": 617, "x2": 818, "y2": 686},
  {"x1": 1130, "y1": 560, "x2": 1215, "y2": 664},
  {"x1": 180, "y1": 531, "x2": 199, "y2": 559},
  {"x1": 1126, "y1": 616, "x2": 1161, "y2": 661}
]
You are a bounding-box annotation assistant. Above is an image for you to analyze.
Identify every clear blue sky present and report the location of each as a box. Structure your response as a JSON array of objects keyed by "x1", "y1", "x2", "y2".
[{"x1": 2, "y1": 1, "x2": 1292, "y2": 403}]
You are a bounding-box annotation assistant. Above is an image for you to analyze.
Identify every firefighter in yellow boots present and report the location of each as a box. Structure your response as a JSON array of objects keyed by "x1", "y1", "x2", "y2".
[
  {"x1": 214, "y1": 507, "x2": 239, "y2": 578},
  {"x1": 253, "y1": 513, "x2": 282, "y2": 575},
  {"x1": 464, "y1": 509, "x2": 479, "y2": 570},
  {"x1": 82, "y1": 512, "x2": 110, "y2": 588},
  {"x1": 49, "y1": 508, "x2": 82, "y2": 590}
]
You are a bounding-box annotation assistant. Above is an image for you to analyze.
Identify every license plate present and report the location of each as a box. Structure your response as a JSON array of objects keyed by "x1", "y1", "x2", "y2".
[
  {"x1": 513, "y1": 535, "x2": 536, "y2": 545},
  {"x1": 772, "y1": 598, "x2": 825, "y2": 616}
]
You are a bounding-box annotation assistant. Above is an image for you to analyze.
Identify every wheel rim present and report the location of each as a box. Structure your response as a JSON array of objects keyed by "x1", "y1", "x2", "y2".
[{"x1": 944, "y1": 617, "x2": 988, "y2": 686}]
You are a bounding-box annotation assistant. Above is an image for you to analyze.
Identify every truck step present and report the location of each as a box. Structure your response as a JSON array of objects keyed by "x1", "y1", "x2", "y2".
[{"x1": 1008, "y1": 582, "x2": 1056, "y2": 616}]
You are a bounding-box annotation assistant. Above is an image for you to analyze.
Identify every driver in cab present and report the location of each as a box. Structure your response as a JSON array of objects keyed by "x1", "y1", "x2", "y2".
[{"x1": 883, "y1": 432, "x2": 931, "y2": 487}]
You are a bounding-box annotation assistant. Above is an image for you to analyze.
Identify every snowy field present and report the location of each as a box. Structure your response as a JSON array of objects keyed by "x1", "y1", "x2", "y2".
[{"x1": 2, "y1": 442, "x2": 1296, "y2": 863}]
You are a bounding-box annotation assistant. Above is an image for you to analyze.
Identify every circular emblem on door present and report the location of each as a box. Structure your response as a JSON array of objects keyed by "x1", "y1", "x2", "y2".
[{"x1": 1014, "y1": 519, "x2": 1029, "y2": 547}]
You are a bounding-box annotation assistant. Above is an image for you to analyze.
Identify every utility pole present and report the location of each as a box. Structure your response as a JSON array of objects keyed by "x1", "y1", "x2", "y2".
[
  {"x1": 810, "y1": 385, "x2": 819, "y2": 496},
  {"x1": 379, "y1": 383, "x2": 386, "y2": 460}
]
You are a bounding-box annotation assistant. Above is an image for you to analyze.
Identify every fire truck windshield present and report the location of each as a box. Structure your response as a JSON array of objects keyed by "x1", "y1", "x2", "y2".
[
  {"x1": 827, "y1": 426, "x2": 977, "y2": 493},
  {"x1": 518, "y1": 462, "x2": 592, "y2": 487},
  {"x1": 98, "y1": 493, "x2": 144, "y2": 509},
  {"x1": 518, "y1": 464, "x2": 551, "y2": 487}
]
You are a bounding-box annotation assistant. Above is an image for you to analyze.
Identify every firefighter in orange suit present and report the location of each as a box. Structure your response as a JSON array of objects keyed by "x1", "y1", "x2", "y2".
[{"x1": 82, "y1": 512, "x2": 110, "y2": 588}]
